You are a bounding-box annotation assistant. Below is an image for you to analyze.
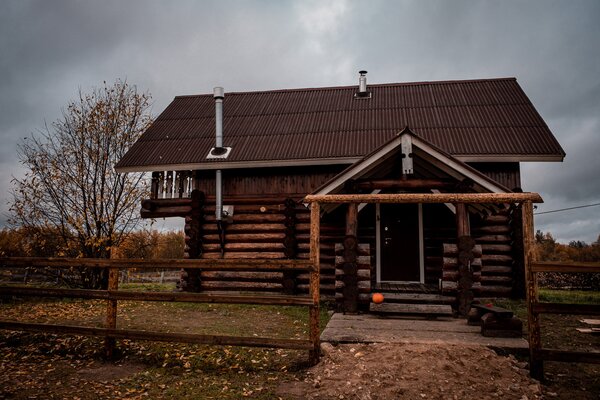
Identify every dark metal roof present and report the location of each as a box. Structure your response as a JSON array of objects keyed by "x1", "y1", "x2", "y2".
[{"x1": 116, "y1": 77, "x2": 565, "y2": 172}]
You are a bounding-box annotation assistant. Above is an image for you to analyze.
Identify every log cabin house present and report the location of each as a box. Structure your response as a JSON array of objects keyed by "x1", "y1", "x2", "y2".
[{"x1": 115, "y1": 73, "x2": 564, "y2": 314}]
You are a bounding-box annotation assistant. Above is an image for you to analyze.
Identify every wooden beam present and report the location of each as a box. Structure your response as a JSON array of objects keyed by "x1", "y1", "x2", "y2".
[
  {"x1": 531, "y1": 261, "x2": 600, "y2": 273},
  {"x1": 304, "y1": 192, "x2": 543, "y2": 204},
  {"x1": 0, "y1": 321, "x2": 313, "y2": 350},
  {"x1": 343, "y1": 203, "x2": 359, "y2": 314},
  {"x1": 534, "y1": 349, "x2": 600, "y2": 364},
  {"x1": 141, "y1": 206, "x2": 191, "y2": 218},
  {"x1": 142, "y1": 198, "x2": 192, "y2": 210},
  {"x1": 0, "y1": 257, "x2": 314, "y2": 271},
  {"x1": 346, "y1": 203, "x2": 358, "y2": 237},
  {"x1": 533, "y1": 303, "x2": 600, "y2": 315},
  {"x1": 442, "y1": 243, "x2": 482, "y2": 257},
  {"x1": 455, "y1": 203, "x2": 470, "y2": 237},
  {"x1": 309, "y1": 202, "x2": 321, "y2": 365},
  {"x1": 354, "y1": 178, "x2": 455, "y2": 190},
  {"x1": 522, "y1": 201, "x2": 543, "y2": 380},
  {"x1": 105, "y1": 267, "x2": 118, "y2": 359},
  {"x1": 0, "y1": 286, "x2": 316, "y2": 306}
]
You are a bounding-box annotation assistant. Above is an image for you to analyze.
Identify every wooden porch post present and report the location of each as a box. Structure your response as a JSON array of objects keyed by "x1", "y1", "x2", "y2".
[
  {"x1": 523, "y1": 201, "x2": 543, "y2": 379},
  {"x1": 456, "y1": 202, "x2": 470, "y2": 237},
  {"x1": 455, "y1": 203, "x2": 475, "y2": 316},
  {"x1": 342, "y1": 203, "x2": 359, "y2": 313},
  {"x1": 309, "y1": 202, "x2": 321, "y2": 365}
]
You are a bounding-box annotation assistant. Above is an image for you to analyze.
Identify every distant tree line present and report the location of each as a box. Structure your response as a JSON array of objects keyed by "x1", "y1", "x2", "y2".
[
  {"x1": 0, "y1": 227, "x2": 184, "y2": 260},
  {"x1": 535, "y1": 231, "x2": 600, "y2": 290},
  {"x1": 535, "y1": 231, "x2": 600, "y2": 262}
]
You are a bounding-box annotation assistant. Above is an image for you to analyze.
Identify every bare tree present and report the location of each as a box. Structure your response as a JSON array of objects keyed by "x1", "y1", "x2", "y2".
[{"x1": 10, "y1": 80, "x2": 152, "y2": 288}]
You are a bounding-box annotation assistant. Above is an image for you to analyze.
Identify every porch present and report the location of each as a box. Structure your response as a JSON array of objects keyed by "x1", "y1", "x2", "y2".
[
  {"x1": 321, "y1": 313, "x2": 528, "y2": 352},
  {"x1": 306, "y1": 192, "x2": 541, "y2": 317}
]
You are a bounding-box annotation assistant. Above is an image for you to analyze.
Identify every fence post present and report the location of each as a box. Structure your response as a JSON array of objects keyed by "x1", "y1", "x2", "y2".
[
  {"x1": 523, "y1": 201, "x2": 542, "y2": 379},
  {"x1": 104, "y1": 266, "x2": 119, "y2": 359},
  {"x1": 309, "y1": 202, "x2": 321, "y2": 365}
]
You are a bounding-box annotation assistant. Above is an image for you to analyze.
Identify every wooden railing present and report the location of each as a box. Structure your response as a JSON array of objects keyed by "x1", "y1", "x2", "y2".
[
  {"x1": 151, "y1": 170, "x2": 195, "y2": 199},
  {"x1": 526, "y1": 260, "x2": 600, "y2": 379},
  {"x1": 0, "y1": 256, "x2": 321, "y2": 364}
]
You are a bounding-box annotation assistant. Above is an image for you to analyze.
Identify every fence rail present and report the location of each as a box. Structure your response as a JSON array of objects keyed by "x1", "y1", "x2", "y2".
[
  {"x1": 0, "y1": 257, "x2": 320, "y2": 363},
  {"x1": 0, "y1": 256, "x2": 314, "y2": 271},
  {"x1": 526, "y1": 260, "x2": 600, "y2": 380}
]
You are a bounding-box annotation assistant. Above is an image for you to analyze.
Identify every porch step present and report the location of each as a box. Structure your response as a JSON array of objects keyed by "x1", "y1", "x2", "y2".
[
  {"x1": 376, "y1": 293, "x2": 454, "y2": 305},
  {"x1": 370, "y1": 303, "x2": 453, "y2": 317}
]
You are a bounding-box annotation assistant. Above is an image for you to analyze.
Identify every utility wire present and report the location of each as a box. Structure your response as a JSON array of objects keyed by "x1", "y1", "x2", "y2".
[{"x1": 534, "y1": 202, "x2": 600, "y2": 215}]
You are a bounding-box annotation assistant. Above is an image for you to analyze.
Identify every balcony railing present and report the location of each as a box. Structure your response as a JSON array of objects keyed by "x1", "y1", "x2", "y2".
[{"x1": 150, "y1": 171, "x2": 195, "y2": 199}]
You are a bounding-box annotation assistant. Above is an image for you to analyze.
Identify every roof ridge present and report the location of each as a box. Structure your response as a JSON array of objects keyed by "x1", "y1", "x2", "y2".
[{"x1": 174, "y1": 77, "x2": 518, "y2": 99}]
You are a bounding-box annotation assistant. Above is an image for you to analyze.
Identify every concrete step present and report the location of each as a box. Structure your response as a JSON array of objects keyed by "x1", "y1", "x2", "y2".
[
  {"x1": 375, "y1": 293, "x2": 454, "y2": 305},
  {"x1": 370, "y1": 303, "x2": 454, "y2": 317}
]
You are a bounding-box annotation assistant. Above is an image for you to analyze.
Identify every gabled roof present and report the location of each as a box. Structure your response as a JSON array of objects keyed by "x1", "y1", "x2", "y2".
[
  {"x1": 115, "y1": 77, "x2": 565, "y2": 173},
  {"x1": 312, "y1": 127, "x2": 511, "y2": 197},
  {"x1": 312, "y1": 127, "x2": 511, "y2": 215}
]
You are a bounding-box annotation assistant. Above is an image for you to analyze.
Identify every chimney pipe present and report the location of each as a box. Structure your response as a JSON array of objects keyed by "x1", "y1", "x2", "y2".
[
  {"x1": 358, "y1": 70, "x2": 368, "y2": 93},
  {"x1": 214, "y1": 87, "x2": 224, "y2": 222},
  {"x1": 214, "y1": 87, "x2": 224, "y2": 149}
]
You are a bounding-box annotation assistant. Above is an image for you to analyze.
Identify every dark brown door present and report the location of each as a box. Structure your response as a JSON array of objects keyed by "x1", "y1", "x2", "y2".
[{"x1": 380, "y1": 204, "x2": 421, "y2": 282}]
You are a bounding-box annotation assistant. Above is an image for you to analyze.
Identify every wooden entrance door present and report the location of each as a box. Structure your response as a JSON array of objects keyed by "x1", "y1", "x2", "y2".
[{"x1": 378, "y1": 203, "x2": 422, "y2": 282}]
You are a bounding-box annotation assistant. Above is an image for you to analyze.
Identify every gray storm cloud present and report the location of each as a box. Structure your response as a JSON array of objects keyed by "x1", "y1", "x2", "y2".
[{"x1": 1, "y1": 0, "x2": 598, "y2": 242}]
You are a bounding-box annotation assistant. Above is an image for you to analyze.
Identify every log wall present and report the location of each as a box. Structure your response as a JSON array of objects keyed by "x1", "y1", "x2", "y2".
[
  {"x1": 467, "y1": 162, "x2": 521, "y2": 191},
  {"x1": 150, "y1": 162, "x2": 523, "y2": 299},
  {"x1": 194, "y1": 166, "x2": 345, "y2": 197},
  {"x1": 423, "y1": 204, "x2": 516, "y2": 298},
  {"x1": 183, "y1": 166, "x2": 346, "y2": 295},
  {"x1": 187, "y1": 195, "x2": 517, "y2": 298},
  {"x1": 194, "y1": 196, "x2": 338, "y2": 297},
  {"x1": 334, "y1": 243, "x2": 371, "y2": 307},
  {"x1": 423, "y1": 204, "x2": 457, "y2": 285},
  {"x1": 471, "y1": 210, "x2": 514, "y2": 297}
]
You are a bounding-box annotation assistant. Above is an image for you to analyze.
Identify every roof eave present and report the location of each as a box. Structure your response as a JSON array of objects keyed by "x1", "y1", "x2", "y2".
[
  {"x1": 456, "y1": 154, "x2": 565, "y2": 162},
  {"x1": 115, "y1": 153, "x2": 566, "y2": 173},
  {"x1": 114, "y1": 156, "x2": 361, "y2": 174}
]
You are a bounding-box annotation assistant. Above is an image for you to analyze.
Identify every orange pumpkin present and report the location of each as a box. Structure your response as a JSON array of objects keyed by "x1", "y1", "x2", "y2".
[{"x1": 372, "y1": 293, "x2": 384, "y2": 304}]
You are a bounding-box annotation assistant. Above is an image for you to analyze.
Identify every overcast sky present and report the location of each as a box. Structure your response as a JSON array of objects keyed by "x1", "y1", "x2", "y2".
[{"x1": 1, "y1": 0, "x2": 599, "y2": 243}]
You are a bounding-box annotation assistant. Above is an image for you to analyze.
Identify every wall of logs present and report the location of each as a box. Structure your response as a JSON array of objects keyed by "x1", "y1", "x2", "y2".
[
  {"x1": 187, "y1": 196, "x2": 337, "y2": 297},
  {"x1": 334, "y1": 243, "x2": 371, "y2": 310},
  {"x1": 473, "y1": 210, "x2": 515, "y2": 297},
  {"x1": 142, "y1": 196, "x2": 519, "y2": 299}
]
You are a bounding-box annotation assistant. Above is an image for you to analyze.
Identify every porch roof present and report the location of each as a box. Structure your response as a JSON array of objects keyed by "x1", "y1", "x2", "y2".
[{"x1": 308, "y1": 128, "x2": 542, "y2": 214}]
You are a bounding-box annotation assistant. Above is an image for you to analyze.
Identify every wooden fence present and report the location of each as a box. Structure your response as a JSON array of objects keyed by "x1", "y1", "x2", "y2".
[
  {"x1": 2, "y1": 192, "x2": 545, "y2": 368},
  {"x1": 525, "y1": 260, "x2": 600, "y2": 379},
  {"x1": 0, "y1": 255, "x2": 321, "y2": 364}
]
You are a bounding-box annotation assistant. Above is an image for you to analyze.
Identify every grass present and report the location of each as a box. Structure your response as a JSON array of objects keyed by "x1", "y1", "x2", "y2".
[
  {"x1": 0, "y1": 297, "x2": 334, "y2": 399},
  {"x1": 538, "y1": 288, "x2": 600, "y2": 304},
  {"x1": 1, "y1": 288, "x2": 598, "y2": 399},
  {"x1": 492, "y1": 288, "x2": 599, "y2": 354},
  {"x1": 120, "y1": 282, "x2": 177, "y2": 291},
  {"x1": 492, "y1": 288, "x2": 600, "y2": 320}
]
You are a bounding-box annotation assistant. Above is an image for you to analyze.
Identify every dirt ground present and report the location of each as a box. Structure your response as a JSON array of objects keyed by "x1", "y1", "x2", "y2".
[
  {"x1": 279, "y1": 342, "x2": 543, "y2": 400},
  {"x1": 1, "y1": 333, "x2": 548, "y2": 400},
  {"x1": 1, "y1": 298, "x2": 598, "y2": 399}
]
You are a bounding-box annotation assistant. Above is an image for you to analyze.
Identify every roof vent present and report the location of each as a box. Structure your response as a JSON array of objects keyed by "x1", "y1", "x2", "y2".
[
  {"x1": 207, "y1": 146, "x2": 232, "y2": 159},
  {"x1": 355, "y1": 70, "x2": 371, "y2": 99}
]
